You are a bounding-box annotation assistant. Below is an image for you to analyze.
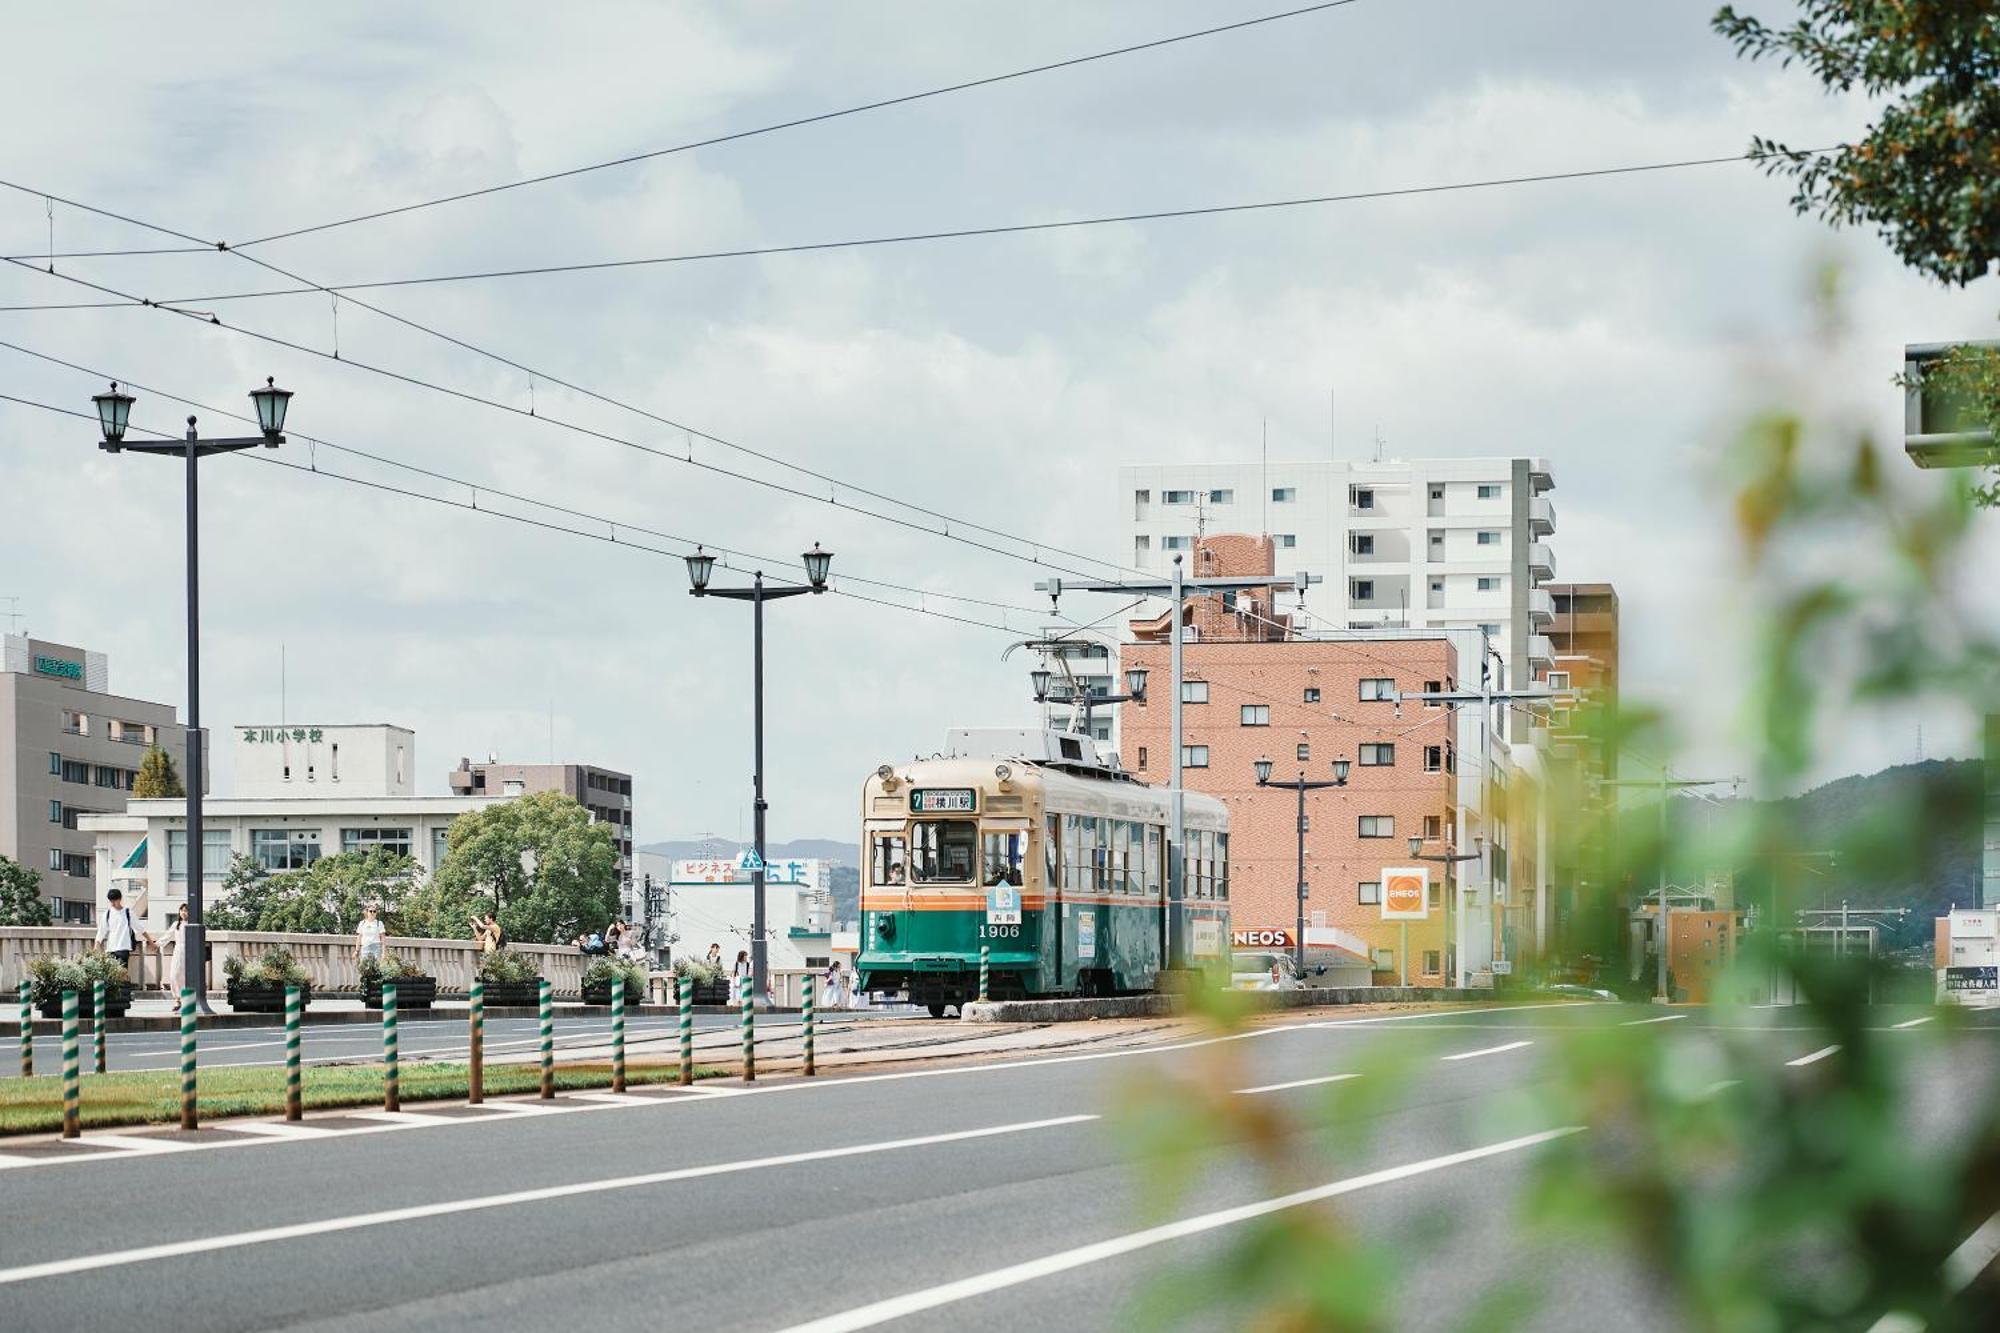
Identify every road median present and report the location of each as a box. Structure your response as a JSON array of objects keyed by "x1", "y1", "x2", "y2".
[{"x1": 959, "y1": 986, "x2": 1498, "y2": 1023}]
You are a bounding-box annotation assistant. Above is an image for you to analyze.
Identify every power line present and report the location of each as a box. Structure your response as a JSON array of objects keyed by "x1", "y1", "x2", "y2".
[
  {"x1": 224, "y1": 1, "x2": 1365, "y2": 248},
  {"x1": 23, "y1": 147, "x2": 1840, "y2": 308}
]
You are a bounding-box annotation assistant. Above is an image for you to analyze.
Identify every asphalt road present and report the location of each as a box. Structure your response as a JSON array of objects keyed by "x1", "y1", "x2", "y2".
[
  {"x1": 2, "y1": 1001, "x2": 1994, "y2": 1331},
  {"x1": 8, "y1": 1010, "x2": 908, "y2": 1076}
]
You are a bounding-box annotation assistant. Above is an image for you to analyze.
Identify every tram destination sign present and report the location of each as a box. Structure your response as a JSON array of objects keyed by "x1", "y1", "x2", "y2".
[{"x1": 910, "y1": 788, "x2": 976, "y2": 814}]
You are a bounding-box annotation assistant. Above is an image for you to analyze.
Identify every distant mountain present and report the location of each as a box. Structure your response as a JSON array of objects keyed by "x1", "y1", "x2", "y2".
[{"x1": 637, "y1": 837, "x2": 859, "y2": 866}]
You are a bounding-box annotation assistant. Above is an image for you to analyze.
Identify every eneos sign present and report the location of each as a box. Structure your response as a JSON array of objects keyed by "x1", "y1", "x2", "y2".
[
  {"x1": 1231, "y1": 927, "x2": 1295, "y2": 949},
  {"x1": 1380, "y1": 866, "x2": 1429, "y2": 921}
]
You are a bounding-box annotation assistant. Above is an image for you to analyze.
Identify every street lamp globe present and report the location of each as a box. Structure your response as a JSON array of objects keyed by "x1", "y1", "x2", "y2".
[
  {"x1": 91, "y1": 381, "x2": 134, "y2": 452},
  {"x1": 1123, "y1": 666, "x2": 1148, "y2": 699},
  {"x1": 684, "y1": 545, "x2": 717, "y2": 595},
  {"x1": 1253, "y1": 756, "x2": 1274, "y2": 785},
  {"x1": 1332, "y1": 756, "x2": 1351, "y2": 784},
  {"x1": 802, "y1": 542, "x2": 834, "y2": 590},
  {"x1": 1408, "y1": 836, "x2": 1423, "y2": 857},
  {"x1": 1029, "y1": 668, "x2": 1052, "y2": 700},
  {"x1": 248, "y1": 376, "x2": 292, "y2": 443}
]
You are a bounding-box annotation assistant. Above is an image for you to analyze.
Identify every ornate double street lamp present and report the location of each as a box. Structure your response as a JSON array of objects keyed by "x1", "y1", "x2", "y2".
[
  {"x1": 685, "y1": 543, "x2": 833, "y2": 1006},
  {"x1": 1254, "y1": 754, "x2": 1350, "y2": 980},
  {"x1": 1031, "y1": 664, "x2": 1147, "y2": 735},
  {"x1": 1408, "y1": 834, "x2": 1483, "y2": 990},
  {"x1": 92, "y1": 378, "x2": 293, "y2": 1013}
]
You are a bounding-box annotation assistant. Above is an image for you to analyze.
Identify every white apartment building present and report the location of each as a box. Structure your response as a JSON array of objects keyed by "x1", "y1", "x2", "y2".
[{"x1": 1119, "y1": 458, "x2": 1558, "y2": 710}]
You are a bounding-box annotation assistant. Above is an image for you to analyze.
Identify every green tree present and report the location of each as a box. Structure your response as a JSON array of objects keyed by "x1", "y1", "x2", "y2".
[
  {"x1": 0, "y1": 854, "x2": 53, "y2": 926},
  {"x1": 133, "y1": 745, "x2": 185, "y2": 798},
  {"x1": 428, "y1": 791, "x2": 618, "y2": 945},
  {"x1": 207, "y1": 851, "x2": 415, "y2": 935},
  {"x1": 1716, "y1": 2, "x2": 2000, "y2": 498},
  {"x1": 202, "y1": 853, "x2": 277, "y2": 931}
]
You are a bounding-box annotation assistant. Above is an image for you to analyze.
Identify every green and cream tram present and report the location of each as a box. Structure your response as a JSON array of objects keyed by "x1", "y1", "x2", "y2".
[{"x1": 857, "y1": 728, "x2": 1230, "y2": 1015}]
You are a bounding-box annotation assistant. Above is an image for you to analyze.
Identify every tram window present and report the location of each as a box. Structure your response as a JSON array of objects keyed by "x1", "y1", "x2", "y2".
[
  {"x1": 1187, "y1": 830, "x2": 1205, "y2": 899},
  {"x1": 911, "y1": 821, "x2": 977, "y2": 883},
  {"x1": 1145, "y1": 826, "x2": 1162, "y2": 896},
  {"x1": 871, "y1": 835, "x2": 906, "y2": 885},
  {"x1": 1045, "y1": 816, "x2": 1060, "y2": 890},
  {"x1": 1064, "y1": 815, "x2": 1084, "y2": 891},
  {"x1": 982, "y1": 831, "x2": 1024, "y2": 886},
  {"x1": 1216, "y1": 832, "x2": 1229, "y2": 899}
]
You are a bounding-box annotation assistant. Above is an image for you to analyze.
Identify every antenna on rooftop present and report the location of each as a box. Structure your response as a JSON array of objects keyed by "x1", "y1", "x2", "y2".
[
  {"x1": 1, "y1": 597, "x2": 22, "y2": 634},
  {"x1": 1372, "y1": 426, "x2": 1385, "y2": 464}
]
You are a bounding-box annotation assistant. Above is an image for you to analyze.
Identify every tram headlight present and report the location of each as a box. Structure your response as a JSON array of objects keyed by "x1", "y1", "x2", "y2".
[
  {"x1": 993, "y1": 763, "x2": 1012, "y2": 785},
  {"x1": 876, "y1": 763, "x2": 899, "y2": 793}
]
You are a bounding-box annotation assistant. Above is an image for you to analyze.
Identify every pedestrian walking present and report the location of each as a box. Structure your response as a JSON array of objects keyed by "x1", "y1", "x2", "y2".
[
  {"x1": 704, "y1": 943, "x2": 723, "y2": 973},
  {"x1": 154, "y1": 903, "x2": 188, "y2": 995},
  {"x1": 731, "y1": 949, "x2": 752, "y2": 991},
  {"x1": 95, "y1": 888, "x2": 140, "y2": 968},
  {"x1": 355, "y1": 905, "x2": 386, "y2": 963},
  {"x1": 824, "y1": 960, "x2": 848, "y2": 1010}
]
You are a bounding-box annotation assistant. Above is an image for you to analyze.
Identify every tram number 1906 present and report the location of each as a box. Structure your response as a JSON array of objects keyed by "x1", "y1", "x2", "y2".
[{"x1": 978, "y1": 924, "x2": 1021, "y2": 939}]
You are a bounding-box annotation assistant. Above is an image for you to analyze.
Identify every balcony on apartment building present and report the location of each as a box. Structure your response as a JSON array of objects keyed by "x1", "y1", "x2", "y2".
[
  {"x1": 1529, "y1": 458, "x2": 1554, "y2": 492},
  {"x1": 1528, "y1": 542, "x2": 1555, "y2": 580},
  {"x1": 1529, "y1": 495, "x2": 1555, "y2": 536},
  {"x1": 1527, "y1": 586, "x2": 1555, "y2": 627},
  {"x1": 1529, "y1": 634, "x2": 1556, "y2": 668}
]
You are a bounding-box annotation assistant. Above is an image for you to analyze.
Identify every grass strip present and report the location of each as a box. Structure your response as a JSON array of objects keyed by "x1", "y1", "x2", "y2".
[{"x1": 0, "y1": 1061, "x2": 726, "y2": 1136}]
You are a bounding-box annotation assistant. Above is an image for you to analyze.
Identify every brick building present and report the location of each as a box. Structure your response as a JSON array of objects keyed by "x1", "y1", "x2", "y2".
[{"x1": 1117, "y1": 535, "x2": 1467, "y2": 985}]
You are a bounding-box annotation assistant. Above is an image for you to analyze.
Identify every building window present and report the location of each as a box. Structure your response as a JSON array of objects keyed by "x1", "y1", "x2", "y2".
[
  {"x1": 1477, "y1": 576, "x2": 1499, "y2": 591},
  {"x1": 1240, "y1": 705, "x2": 1270, "y2": 727},
  {"x1": 61, "y1": 759, "x2": 89, "y2": 784},
  {"x1": 167, "y1": 829, "x2": 232, "y2": 881},
  {"x1": 1164, "y1": 490, "x2": 1196, "y2": 505},
  {"x1": 1358, "y1": 815, "x2": 1394, "y2": 838},
  {"x1": 1477, "y1": 531, "x2": 1500, "y2": 546},
  {"x1": 1221, "y1": 590, "x2": 1238, "y2": 612},
  {"x1": 1163, "y1": 535, "x2": 1192, "y2": 551},
  {"x1": 1356, "y1": 534, "x2": 1381, "y2": 558},
  {"x1": 1352, "y1": 580, "x2": 1374, "y2": 601},
  {"x1": 1359, "y1": 678, "x2": 1395, "y2": 701},
  {"x1": 1181, "y1": 680, "x2": 1209, "y2": 704},
  {"x1": 1429, "y1": 530, "x2": 1444, "y2": 552},
  {"x1": 1134, "y1": 536, "x2": 1151, "y2": 559},
  {"x1": 1358, "y1": 881, "x2": 1381, "y2": 906},
  {"x1": 1136, "y1": 746, "x2": 1148, "y2": 771},
  {"x1": 1477, "y1": 484, "x2": 1501, "y2": 499},
  {"x1": 48, "y1": 848, "x2": 64, "y2": 871},
  {"x1": 1134, "y1": 489, "x2": 1149, "y2": 505},
  {"x1": 1182, "y1": 745, "x2": 1209, "y2": 768},
  {"x1": 1424, "y1": 680, "x2": 1441, "y2": 706},
  {"x1": 1277, "y1": 534, "x2": 1297, "y2": 548},
  {"x1": 48, "y1": 800, "x2": 62, "y2": 824},
  {"x1": 1359, "y1": 743, "x2": 1394, "y2": 766},
  {"x1": 1209, "y1": 489, "x2": 1233, "y2": 503},
  {"x1": 61, "y1": 709, "x2": 86, "y2": 735},
  {"x1": 341, "y1": 827, "x2": 414, "y2": 858},
  {"x1": 1303, "y1": 687, "x2": 1320, "y2": 703},
  {"x1": 1430, "y1": 485, "x2": 1444, "y2": 501},
  {"x1": 1423, "y1": 950, "x2": 1442, "y2": 975},
  {"x1": 1423, "y1": 814, "x2": 1443, "y2": 840},
  {"x1": 1351, "y1": 487, "x2": 1374, "y2": 510},
  {"x1": 1480, "y1": 623, "x2": 1501, "y2": 640},
  {"x1": 1424, "y1": 745, "x2": 1443, "y2": 772},
  {"x1": 251, "y1": 828, "x2": 321, "y2": 873},
  {"x1": 49, "y1": 751, "x2": 61, "y2": 775},
  {"x1": 431, "y1": 826, "x2": 453, "y2": 869},
  {"x1": 1548, "y1": 671, "x2": 1571, "y2": 691},
  {"x1": 1272, "y1": 487, "x2": 1295, "y2": 502},
  {"x1": 1296, "y1": 742, "x2": 1310, "y2": 762}
]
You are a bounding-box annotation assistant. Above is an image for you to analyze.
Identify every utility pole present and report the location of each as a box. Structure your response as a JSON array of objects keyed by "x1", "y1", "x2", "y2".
[
  {"x1": 1042, "y1": 563, "x2": 1316, "y2": 973},
  {"x1": 1600, "y1": 767, "x2": 1739, "y2": 1003}
]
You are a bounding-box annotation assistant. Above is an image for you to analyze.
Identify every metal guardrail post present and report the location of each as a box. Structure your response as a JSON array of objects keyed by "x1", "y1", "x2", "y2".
[
  {"x1": 382, "y1": 982, "x2": 400, "y2": 1112},
  {"x1": 740, "y1": 973, "x2": 755, "y2": 1083},
  {"x1": 61, "y1": 989, "x2": 80, "y2": 1139},
  {"x1": 538, "y1": 978, "x2": 554, "y2": 1100},
  {"x1": 179, "y1": 987, "x2": 197, "y2": 1131},
  {"x1": 611, "y1": 974, "x2": 626, "y2": 1094},
  {"x1": 92, "y1": 978, "x2": 106, "y2": 1075},
  {"x1": 468, "y1": 979, "x2": 484, "y2": 1105},
  {"x1": 678, "y1": 975, "x2": 693, "y2": 1086},
  {"x1": 284, "y1": 984, "x2": 302, "y2": 1121}
]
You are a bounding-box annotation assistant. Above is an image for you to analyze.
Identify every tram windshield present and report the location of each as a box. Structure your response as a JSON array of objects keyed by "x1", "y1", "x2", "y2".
[
  {"x1": 911, "y1": 820, "x2": 977, "y2": 883},
  {"x1": 981, "y1": 831, "x2": 1025, "y2": 886},
  {"x1": 871, "y1": 834, "x2": 906, "y2": 885}
]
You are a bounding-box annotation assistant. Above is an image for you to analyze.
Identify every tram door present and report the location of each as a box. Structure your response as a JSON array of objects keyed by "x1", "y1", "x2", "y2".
[{"x1": 1044, "y1": 813, "x2": 1062, "y2": 988}]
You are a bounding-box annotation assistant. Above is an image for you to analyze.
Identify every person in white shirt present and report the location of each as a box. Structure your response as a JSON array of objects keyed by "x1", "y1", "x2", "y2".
[
  {"x1": 354, "y1": 905, "x2": 386, "y2": 963},
  {"x1": 95, "y1": 888, "x2": 139, "y2": 966}
]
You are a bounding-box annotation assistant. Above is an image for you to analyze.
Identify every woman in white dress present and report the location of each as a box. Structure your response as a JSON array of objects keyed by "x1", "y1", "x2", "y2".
[
  {"x1": 153, "y1": 904, "x2": 188, "y2": 996},
  {"x1": 823, "y1": 961, "x2": 847, "y2": 1010}
]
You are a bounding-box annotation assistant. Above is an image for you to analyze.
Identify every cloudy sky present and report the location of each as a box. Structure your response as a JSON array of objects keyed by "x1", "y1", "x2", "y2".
[{"x1": 3, "y1": 0, "x2": 1995, "y2": 842}]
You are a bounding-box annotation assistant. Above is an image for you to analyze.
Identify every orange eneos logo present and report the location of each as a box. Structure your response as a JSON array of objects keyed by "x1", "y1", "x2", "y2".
[{"x1": 1381, "y1": 868, "x2": 1428, "y2": 920}]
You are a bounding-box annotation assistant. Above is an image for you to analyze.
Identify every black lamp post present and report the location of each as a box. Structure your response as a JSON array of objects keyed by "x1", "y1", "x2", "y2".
[
  {"x1": 1255, "y1": 754, "x2": 1350, "y2": 979},
  {"x1": 1032, "y1": 665, "x2": 1147, "y2": 737},
  {"x1": 92, "y1": 379, "x2": 291, "y2": 1014},
  {"x1": 685, "y1": 543, "x2": 833, "y2": 1006}
]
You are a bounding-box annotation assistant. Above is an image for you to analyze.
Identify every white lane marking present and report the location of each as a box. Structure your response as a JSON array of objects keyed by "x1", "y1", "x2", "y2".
[
  {"x1": 0, "y1": 1113, "x2": 1096, "y2": 1286},
  {"x1": 1891, "y1": 1017, "x2": 1934, "y2": 1030},
  {"x1": 1867, "y1": 1208, "x2": 2000, "y2": 1333},
  {"x1": 76, "y1": 1134, "x2": 190, "y2": 1155},
  {"x1": 775, "y1": 1127, "x2": 1582, "y2": 1333},
  {"x1": 1620, "y1": 1014, "x2": 1688, "y2": 1027},
  {"x1": 1786, "y1": 1045, "x2": 1841, "y2": 1067},
  {"x1": 1699, "y1": 1080, "x2": 1740, "y2": 1099},
  {"x1": 565, "y1": 1093, "x2": 652, "y2": 1105},
  {"x1": 223, "y1": 1122, "x2": 327, "y2": 1140},
  {"x1": 347, "y1": 1111, "x2": 450, "y2": 1126},
  {"x1": 1441, "y1": 1041, "x2": 1533, "y2": 1062},
  {"x1": 1233, "y1": 1074, "x2": 1358, "y2": 1096},
  {"x1": 1312, "y1": 1002, "x2": 1592, "y2": 1028}
]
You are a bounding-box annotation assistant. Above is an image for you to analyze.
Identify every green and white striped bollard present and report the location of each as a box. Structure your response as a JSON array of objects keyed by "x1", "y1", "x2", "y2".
[
  {"x1": 979, "y1": 944, "x2": 990, "y2": 1004},
  {"x1": 179, "y1": 987, "x2": 197, "y2": 1131},
  {"x1": 61, "y1": 988, "x2": 80, "y2": 1139},
  {"x1": 678, "y1": 975, "x2": 693, "y2": 1086},
  {"x1": 18, "y1": 979, "x2": 31, "y2": 1078},
  {"x1": 284, "y1": 984, "x2": 302, "y2": 1121},
  {"x1": 610, "y1": 974, "x2": 626, "y2": 1094},
  {"x1": 382, "y1": 982, "x2": 400, "y2": 1112},
  {"x1": 468, "y1": 979, "x2": 484, "y2": 1105},
  {"x1": 802, "y1": 973, "x2": 815, "y2": 1078},
  {"x1": 91, "y1": 978, "x2": 107, "y2": 1074},
  {"x1": 538, "y1": 979, "x2": 554, "y2": 1099},
  {"x1": 740, "y1": 973, "x2": 755, "y2": 1083}
]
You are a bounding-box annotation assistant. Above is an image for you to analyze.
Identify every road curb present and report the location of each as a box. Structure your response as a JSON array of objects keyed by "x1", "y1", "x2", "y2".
[{"x1": 4, "y1": 1002, "x2": 794, "y2": 1037}]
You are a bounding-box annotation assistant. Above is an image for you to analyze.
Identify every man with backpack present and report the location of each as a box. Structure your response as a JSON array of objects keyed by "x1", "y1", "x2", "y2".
[{"x1": 95, "y1": 887, "x2": 141, "y2": 967}]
